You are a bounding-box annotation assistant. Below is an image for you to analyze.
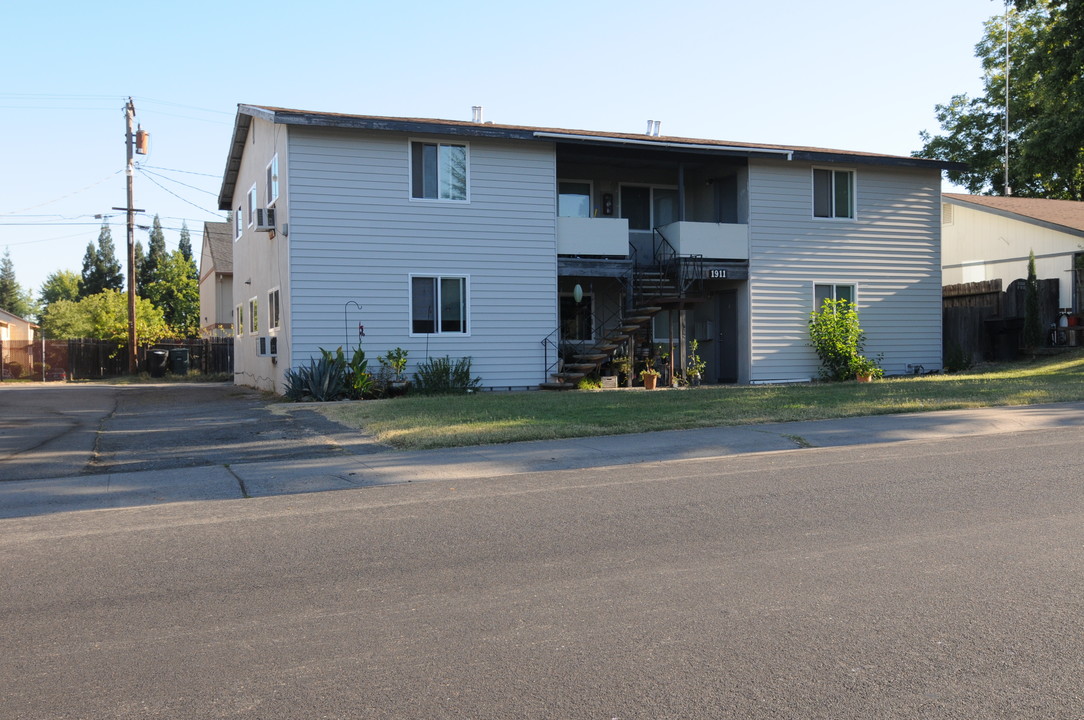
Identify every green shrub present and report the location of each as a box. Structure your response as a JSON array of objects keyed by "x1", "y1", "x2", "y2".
[
  {"x1": 284, "y1": 346, "x2": 373, "y2": 401},
  {"x1": 412, "y1": 355, "x2": 481, "y2": 394},
  {"x1": 809, "y1": 299, "x2": 866, "y2": 381}
]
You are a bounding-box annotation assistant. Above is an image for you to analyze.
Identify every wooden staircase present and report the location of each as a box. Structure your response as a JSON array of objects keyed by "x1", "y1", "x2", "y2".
[
  {"x1": 539, "y1": 303, "x2": 663, "y2": 390},
  {"x1": 541, "y1": 230, "x2": 708, "y2": 390}
]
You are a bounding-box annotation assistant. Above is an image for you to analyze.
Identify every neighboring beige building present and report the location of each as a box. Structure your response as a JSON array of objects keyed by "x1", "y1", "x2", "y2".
[
  {"x1": 198, "y1": 220, "x2": 234, "y2": 336},
  {"x1": 942, "y1": 193, "x2": 1084, "y2": 311},
  {"x1": 0, "y1": 308, "x2": 38, "y2": 378}
]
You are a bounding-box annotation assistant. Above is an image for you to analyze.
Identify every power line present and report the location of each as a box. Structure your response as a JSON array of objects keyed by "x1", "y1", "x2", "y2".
[
  {"x1": 138, "y1": 166, "x2": 218, "y2": 196},
  {"x1": 136, "y1": 167, "x2": 221, "y2": 215},
  {"x1": 141, "y1": 164, "x2": 222, "y2": 178}
]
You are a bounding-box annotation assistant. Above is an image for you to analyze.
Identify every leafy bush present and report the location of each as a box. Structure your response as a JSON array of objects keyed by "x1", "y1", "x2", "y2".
[
  {"x1": 412, "y1": 355, "x2": 481, "y2": 394},
  {"x1": 809, "y1": 299, "x2": 866, "y2": 381}
]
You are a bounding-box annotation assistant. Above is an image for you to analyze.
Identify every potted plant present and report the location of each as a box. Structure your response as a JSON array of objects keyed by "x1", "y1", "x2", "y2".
[
  {"x1": 640, "y1": 366, "x2": 661, "y2": 390},
  {"x1": 851, "y1": 354, "x2": 883, "y2": 382}
]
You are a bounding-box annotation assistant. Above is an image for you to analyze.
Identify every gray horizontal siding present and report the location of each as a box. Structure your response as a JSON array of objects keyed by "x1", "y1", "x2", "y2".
[
  {"x1": 286, "y1": 127, "x2": 557, "y2": 388},
  {"x1": 748, "y1": 160, "x2": 942, "y2": 380}
]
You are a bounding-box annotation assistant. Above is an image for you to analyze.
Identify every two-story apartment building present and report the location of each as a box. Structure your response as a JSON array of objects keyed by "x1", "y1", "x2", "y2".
[{"x1": 218, "y1": 105, "x2": 954, "y2": 392}]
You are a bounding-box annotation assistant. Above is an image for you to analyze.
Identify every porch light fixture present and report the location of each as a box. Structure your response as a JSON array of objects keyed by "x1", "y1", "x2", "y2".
[{"x1": 573, "y1": 284, "x2": 583, "y2": 303}]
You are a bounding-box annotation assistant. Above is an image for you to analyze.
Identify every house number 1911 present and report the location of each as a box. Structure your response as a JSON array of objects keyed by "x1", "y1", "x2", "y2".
[{"x1": 708, "y1": 269, "x2": 727, "y2": 279}]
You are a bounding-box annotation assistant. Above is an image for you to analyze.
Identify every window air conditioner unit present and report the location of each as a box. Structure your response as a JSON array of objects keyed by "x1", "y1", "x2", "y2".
[
  {"x1": 257, "y1": 336, "x2": 278, "y2": 357},
  {"x1": 255, "y1": 208, "x2": 276, "y2": 232}
]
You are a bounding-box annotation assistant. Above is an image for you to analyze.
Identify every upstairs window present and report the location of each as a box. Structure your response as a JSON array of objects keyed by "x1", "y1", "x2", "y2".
[
  {"x1": 813, "y1": 169, "x2": 854, "y2": 219},
  {"x1": 411, "y1": 275, "x2": 468, "y2": 334},
  {"x1": 248, "y1": 297, "x2": 258, "y2": 334},
  {"x1": 558, "y1": 181, "x2": 592, "y2": 218},
  {"x1": 234, "y1": 207, "x2": 242, "y2": 240},
  {"x1": 411, "y1": 141, "x2": 468, "y2": 201},
  {"x1": 266, "y1": 155, "x2": 279, "y2": 206},
  {"x1": 247, "y1": 185, "x2": 258, "y2": 226}
]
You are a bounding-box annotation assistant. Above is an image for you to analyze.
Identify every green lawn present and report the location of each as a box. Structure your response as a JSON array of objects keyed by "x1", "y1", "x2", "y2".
[{"x1": 315, "y1": 350, "x2": 1084, "y2": 450}]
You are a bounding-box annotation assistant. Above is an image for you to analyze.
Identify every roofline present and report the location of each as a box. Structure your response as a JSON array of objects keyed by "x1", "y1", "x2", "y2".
[
  {"x1": 944, "y1": 194, "x2": 1084, "y2": 239},
  {"x1": 218, "y1": 105, "x2": 960, "y2": 209}
]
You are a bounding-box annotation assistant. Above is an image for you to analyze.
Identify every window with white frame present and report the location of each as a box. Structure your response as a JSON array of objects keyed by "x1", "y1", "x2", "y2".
[
  {"x1": 558, "y1": 181, "x2": 592, "y2": 218},
  {"x1": 410, "y1": 141, "x2": 468, "y2": 201},
  {"x1": 247, "y1": 185, "x2": 258, "y2": 226},
  {"x1": 814, "y1": 283, "x2": 856, "y2": 310},
  {"x1": 234, "y1": 207, "x2": 242, "y2": 240},
  {"x1": 268, "y1": 288, "x2": 281, "y2": 331},
  {"x1": 410, "y1": 275, "x2": 468, "y2": 334},
  {"x1": 248, "y1": 297, "x2": 258, "y2": 334},
  {"x1": 560, "y1": 293, "x2": 594, "y2": 341},
  {"x1": 620, "y1": 185, "x2": 678, "y2": 230},
  {"x1": 813, "y1": 169, "x2": 855, "y2": 219},
  {"x1": 266, "y1": 155, "x2": 279, "y2": 206},
  {"x1": 235, "y1": 303, "x2": 244, "y2": 336}
]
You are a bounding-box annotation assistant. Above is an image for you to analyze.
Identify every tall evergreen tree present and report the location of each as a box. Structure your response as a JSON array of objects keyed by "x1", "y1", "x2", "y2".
[
  {"x1": 144, "y1": 249, "x2": 199, "y2": 337},
  {"x1": 178, "y1": 221, "x2": 193, "y2": 263},
  {"x1": 0, "y1": 249, "x2": 35, "y2": 318},
  {"x1": 80, "y1": 224, "x2": 124, "y2": 297},
  {"x1": 142, "y1": 215, "x2": 168, "y2": 288},
  {"x1": 133, "y1": 240, "x2": 146, "y2": 294}
]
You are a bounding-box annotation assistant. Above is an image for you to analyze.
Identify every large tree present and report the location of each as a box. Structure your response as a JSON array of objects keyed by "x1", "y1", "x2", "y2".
[
  {"x1": 80, "y1": 224, "x2": 124, "y2": 297},
  {"x1": 139, "y1": 215, "x2": 168, "y2": 292},
  {"x1": 40, "y1": 289, "x2": 168, "y2": 343},
  {"x1": 39, "y1": 269, "x2": 81, "y2": 308},
  {"x1": 0, "y1": 249, "x2": 37, "y2": 319},
  {"x1": 143, "y1": 249, "x2": 199, "y2": 337},
  {"x1": 917, "y1": 1, "x2": 1084, "y2": 198}
]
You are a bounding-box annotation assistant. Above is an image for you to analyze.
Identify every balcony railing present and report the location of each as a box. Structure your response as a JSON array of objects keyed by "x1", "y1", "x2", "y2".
[
  {"x1": 557, "y1": 217, "x2": 629, "y2": 256},
  {"x1": 657, "y1": 221, "x2": 748, "y2": 260}
]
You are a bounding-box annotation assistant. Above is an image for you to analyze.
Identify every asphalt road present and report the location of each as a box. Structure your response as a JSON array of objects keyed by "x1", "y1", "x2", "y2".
[
  {"x1": 3, "y1": 426, "x2": 1082, "y2": 719},
  {"x1": 0, "y1": 382, "x2": 375, "y2": 481}
]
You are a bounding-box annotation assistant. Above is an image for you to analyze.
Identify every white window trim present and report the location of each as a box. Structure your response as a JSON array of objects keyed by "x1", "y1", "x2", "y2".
[
  {"x1": 266, "y1": 154, "x2": 279, "y2": 207},
  {"x1": 557, "y1": 179, "x2": 594, "y2": 218},
  {"x1": 267, "y1": 287, "x2": 281, "y2": 332},
  {"x1": 408, "y1": 273, "x2": 471, "y2": 337},
  {"x1": 248, "y1": 296, "x2": 259, "y2": 334},
  {"x1": 813, "y1": 282, "x2": 858, "y2": 309},
  {"x1": 811, "y1": 167, "x2": 857, "y2": 221},
  {"x1": 247, "y1": 185, "x2": 258, "y2": 227},
  {"x1": 618, "y1": 183, "x2": 680, "y2": 230},
  {"x1": 234, "y1": 206, "x2": 243, "y2": 240},
  {"x1": 559, "y1": 291, "x2": 596, "y2": 342},
  {"x1": 235, "y1": 303, "x2": 244, "y2": 337},
  {"x1": 408, "y1": 138, "x2": 471, "y2": 204}
]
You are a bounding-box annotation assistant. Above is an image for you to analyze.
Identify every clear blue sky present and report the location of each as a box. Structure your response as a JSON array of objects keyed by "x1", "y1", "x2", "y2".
[{"x1": 1, "y1": 0, "x2": 1004, "y2": 298}]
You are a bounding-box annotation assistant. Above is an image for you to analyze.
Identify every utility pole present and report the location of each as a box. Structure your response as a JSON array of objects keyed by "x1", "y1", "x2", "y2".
[
  {"x1": 118, "y1": 98, "x2": 148, "y2": 374},
  {"x1": 125, "y1": 99, "x2": 137, "y2": 373}
]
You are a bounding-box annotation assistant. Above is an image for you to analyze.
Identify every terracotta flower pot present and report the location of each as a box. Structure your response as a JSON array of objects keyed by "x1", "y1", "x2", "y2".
[{"x1": 643, "y1": 374, "x2": 658, "y2": 390}]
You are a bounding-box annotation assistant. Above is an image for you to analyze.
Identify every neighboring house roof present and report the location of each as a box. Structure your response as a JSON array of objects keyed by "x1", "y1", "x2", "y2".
[
  {"x1": 203, "y1": 221, "x2": 233, "y2": 275},
  {"x1": 944, "y1": 193, "x2": 1084, "y2": 238},
  {"x1": 219, "y1": 104, "x2": 963, "y2": 211},
  {"x1": 0, "y1": 307, "x2": 36, "y2": 326}
]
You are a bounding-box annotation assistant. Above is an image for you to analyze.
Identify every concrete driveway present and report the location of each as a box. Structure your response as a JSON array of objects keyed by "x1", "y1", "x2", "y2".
[{"x1": 0, "y1": 382, "x2": 378, "y2": 482}]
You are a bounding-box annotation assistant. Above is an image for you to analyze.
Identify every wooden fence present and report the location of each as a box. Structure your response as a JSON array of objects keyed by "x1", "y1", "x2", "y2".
[
  {"x1": 943, "y1": 278, "x2": 1060, "y2": 364},
  {"x1": 0, "y1": 338, "x2": 233, "y2": 381}
]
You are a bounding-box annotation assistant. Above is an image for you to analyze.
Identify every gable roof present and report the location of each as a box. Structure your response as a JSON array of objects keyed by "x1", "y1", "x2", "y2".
[
  {"x1": 219, "y1": 104, "x2": 962, "y2": 211},
  {"x1": 202, "y1": 221, "x2": 233, "y2": 275},
  {"x1": 0, "y1": 307, "x2": 37, "y2": 327},
  {"x1": 944, "y1": 193, "x2": 1084, "y2": 237}
]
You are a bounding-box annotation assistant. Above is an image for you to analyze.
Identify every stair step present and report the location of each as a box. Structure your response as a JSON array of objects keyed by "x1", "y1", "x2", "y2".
[
  {"x1": 563, "y1": 363, "x2": 599, "y2": 372},
  {"x1": 539, "y1": 381, "x2": 577, "y2": 391},
  {"x1": 633, "y1": 306, "x2": 663, "y2": 314},
  {"x1": 603, "y1": 333, "x2": 629, "y2": 343},
  {"x1": 554, "y1": 372, "x2": 586, "y2": 381},
  {"x1": 574, "y1": 353, "x2": 609, "y2": 362},
  {"x1": 622, "y1": 316, "x2": 653, "y2": 325}
]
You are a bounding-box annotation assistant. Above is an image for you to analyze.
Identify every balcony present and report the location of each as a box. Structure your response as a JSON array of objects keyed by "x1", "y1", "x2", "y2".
[
  {"x1": 557, "y1": 217, "x2": 629, "y2": 257},
  {"x1": 658, "y1": 221, "x2": 749, "y2": 260}
]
